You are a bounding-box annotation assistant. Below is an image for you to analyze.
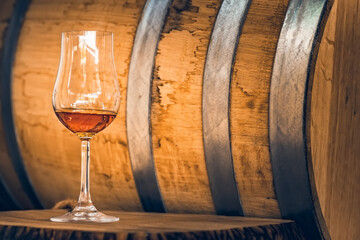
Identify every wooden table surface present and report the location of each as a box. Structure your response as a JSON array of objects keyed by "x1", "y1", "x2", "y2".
[{"x1": 0, "y1": 210, "x2": 305, "y2": 239}]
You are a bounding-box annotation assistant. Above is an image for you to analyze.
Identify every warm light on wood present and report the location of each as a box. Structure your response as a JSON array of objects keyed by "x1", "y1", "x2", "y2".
[{"x1": 0, "y1": 0, "x2": 358, "y2": 239}]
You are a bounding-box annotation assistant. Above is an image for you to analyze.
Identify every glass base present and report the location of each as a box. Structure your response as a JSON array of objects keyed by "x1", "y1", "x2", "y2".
[{"x1": 50, "y1": 205, "x2": 119, "y2": 223}]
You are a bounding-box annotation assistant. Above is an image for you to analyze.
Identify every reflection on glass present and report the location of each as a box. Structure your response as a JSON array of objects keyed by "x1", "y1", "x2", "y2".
[{"x1": 51, "y1": 31, "x2": 120, "y2": 222}]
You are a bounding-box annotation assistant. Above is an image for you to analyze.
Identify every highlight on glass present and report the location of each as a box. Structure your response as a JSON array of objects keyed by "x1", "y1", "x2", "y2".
[{"x1": 51, "y1": 31, "x2": 120, "y2": 222}]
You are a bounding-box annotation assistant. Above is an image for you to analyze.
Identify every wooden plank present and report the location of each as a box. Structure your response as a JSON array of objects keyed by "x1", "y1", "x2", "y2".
[
  {"x1": 0, "y1": 210, "x2": 305, "y2": 240},
  {"x1": 230, "y1": 0, "x2": 288, "y2": 218},
  {"x1": 150, "y1": 0, "x2": 222, "y2": 214},
  {"x1": 11, "y1": 0, "x2": 145, "y2": 210}
]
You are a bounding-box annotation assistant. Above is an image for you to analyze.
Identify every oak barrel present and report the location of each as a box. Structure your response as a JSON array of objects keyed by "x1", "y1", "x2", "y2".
[{"x1": 0, "y1": 0, "x2": 358, "y2": 239}]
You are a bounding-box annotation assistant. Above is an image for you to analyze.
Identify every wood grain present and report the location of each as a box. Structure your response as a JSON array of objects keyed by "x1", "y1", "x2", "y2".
[
  {"x1": 151, "y1": 0, "x2": 221, "y2": 214},
  {"x1": 311, "y1": 0, "x2": 337, "y2": 217},
  {"x1": 0, "y1": 210, "x2": 305, "y2": 240},
  {"x1": 126, "y1": 0, "x2": 171, "y2": 212},
  {"x1": 11, "y1": 0, "x2": 145, "y2": 210},
  {"x1": 230, "y1": 0, "x2": 288, "y2": 218},
  {"x1": 2, "y1": 2, "x2": 357, "y2": 240},
  {"x1": 312, "y1": 0, "x2": 360, "y2": 239}
]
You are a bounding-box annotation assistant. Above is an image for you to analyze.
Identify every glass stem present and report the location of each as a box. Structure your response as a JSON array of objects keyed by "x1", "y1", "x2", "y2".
[{"x1": 76, "y1": 139, "x2": 95, "y2": 210}]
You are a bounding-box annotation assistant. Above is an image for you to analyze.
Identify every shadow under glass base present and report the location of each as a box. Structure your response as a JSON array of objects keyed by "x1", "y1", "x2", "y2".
[{"x1": 50, "y1": 205, "x2": 119, "y2": 223}]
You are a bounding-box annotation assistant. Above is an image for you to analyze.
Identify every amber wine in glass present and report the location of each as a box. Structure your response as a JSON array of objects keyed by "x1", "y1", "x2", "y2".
[{"x1": 51, "y1": 31, "x2": 120, "y2": 222}]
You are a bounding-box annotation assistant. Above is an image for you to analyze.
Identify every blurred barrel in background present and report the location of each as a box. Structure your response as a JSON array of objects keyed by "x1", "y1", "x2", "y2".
[
  {"x1": 0, "y1": 0, "x2": 358, "y2": 239},
  {"x1": 0, "y1": 0, "x2": 36, "y2": 211}
]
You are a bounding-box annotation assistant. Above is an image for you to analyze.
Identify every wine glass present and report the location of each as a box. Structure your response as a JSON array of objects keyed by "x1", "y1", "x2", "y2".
[{"x1": 51, "y1": 31, "x2": 120, "y2": 222}]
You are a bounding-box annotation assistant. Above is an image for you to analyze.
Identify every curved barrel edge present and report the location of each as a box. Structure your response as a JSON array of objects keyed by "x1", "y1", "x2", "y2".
[
  {"x1": 0, "y1": 0, "x2": 43, "y2": 209},
  {"x1": 126, "y1": 0, "x2": 172, "y2": 213},
  {"x1": 269, "y1": 0, "x2": 334, "y2": 239}
]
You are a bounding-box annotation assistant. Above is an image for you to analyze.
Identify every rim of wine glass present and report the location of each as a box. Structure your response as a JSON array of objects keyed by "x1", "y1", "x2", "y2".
[{"x1": 62, "y1": 30, "x2": 113, "y2": 36}]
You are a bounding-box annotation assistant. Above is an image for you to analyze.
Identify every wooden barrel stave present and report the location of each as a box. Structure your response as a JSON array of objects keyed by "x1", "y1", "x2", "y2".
[
  {"x1": 230, "y1": 0, "x2": 288, "y2": 218},
  {"x1": 151, "y1": 0, "x2": 222, "y2": 214}
]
